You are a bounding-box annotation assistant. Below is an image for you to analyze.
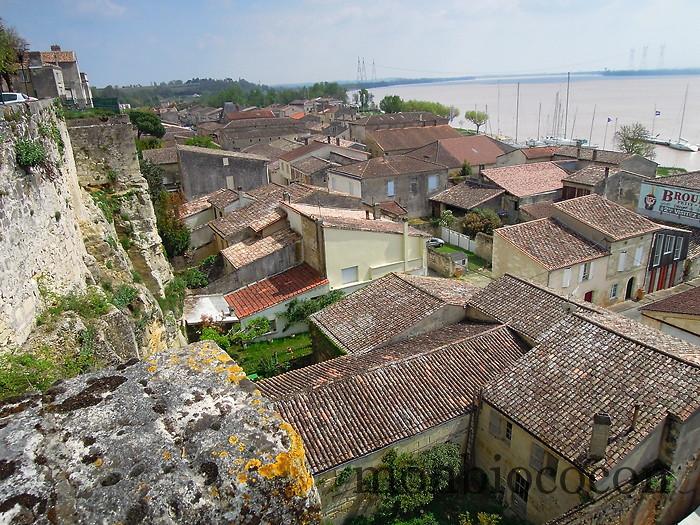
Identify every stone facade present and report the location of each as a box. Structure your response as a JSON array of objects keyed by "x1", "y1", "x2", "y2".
[{"x1": 0, "y1": 341, "x2": 321, "y2": 524}]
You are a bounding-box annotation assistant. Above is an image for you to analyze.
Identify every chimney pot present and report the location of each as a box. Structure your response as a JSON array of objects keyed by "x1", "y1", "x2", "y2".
[
  {"x1": 604, "y1": 167, "x2": 610, "y2": 177},
  {"x1": 589, "y1": 412, "x2": 612, "y2": 460},
  {"x1": 336, "y1": 137, "x2": 340, "y2": 146},
  {"x1": 50, "y1": 44, "x2": 61, "y2": 51}
]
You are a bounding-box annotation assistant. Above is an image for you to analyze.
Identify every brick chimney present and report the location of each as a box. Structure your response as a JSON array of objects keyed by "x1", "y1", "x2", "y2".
[
  {"x1": 576, "y1": 146, "x2": 581, "y2": 159},
  {"x1": 50, "y1": 44, "x2": 61, "y2": 51},
  {"x1": 592, "y1": 149, "x2": 598, "y2": 161},
  {"x1": 604, "y1": 167, "x2": 610, "y2": 178},
  {"x1": 327, "y1": 135, "x2": 331, "y2": 143},
  {"x1": 336, "y1": 137, "x2": 340, "y2": 146},
  {"x1": 589, "y1": 412, "x2": 611, "y2": 460},
  {"x1": 372, "y1": 203, "x2": 381, "y2": 220}
]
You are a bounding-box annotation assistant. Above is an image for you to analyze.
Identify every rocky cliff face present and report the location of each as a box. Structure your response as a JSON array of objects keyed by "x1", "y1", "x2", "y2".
[
  {"x1": 0, "y1": 342, "x2": 321, "y2": 524},
  {"x1": 0, "y1": 101, "x2": 183, "y2": 386}
]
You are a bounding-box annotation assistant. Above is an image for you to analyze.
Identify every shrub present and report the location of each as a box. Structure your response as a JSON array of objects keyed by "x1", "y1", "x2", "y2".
[
  {"x1": 283, "y1": 290, "x2": 344, "y2": 328},
  {"x1": 111, "y1": 285, "x2": 138, "y2": 309},
  {"x1": 200, "y1": 254, "x2": 218, "y2": 270},
  {"x1": 184, "y1": 136, "x2": 220, "y2": 149},
  {"x1": 199, "y1": 326, "x2": 231, "y2": 351},
  {"x1": 107, "y1": 169, "x2": 118, "y2": 183},
  {"x1": 154, "y1": 191, "x2": 190, "y2": 257},
  {"x1": 119, "y1": 235, "x2": 132, "y2": 251},
  {"x1": 462, "y1": 208, "x2": 501, "y2": 238},
  {"x1": 37, "y1": 288, "x2": 111, "y2": 325},
  {"x1": 158, "y1": 277, "x2": 186, "y2": 316},
  {"x1": 131, "y1": 270, "x2": 143, "y2": 283},
  {"x1": 181, "y1": 267, "x2": 208, "y2": 288},
  {"x1": 15, "y1": 139, "x2": 47, "y2": 169}
]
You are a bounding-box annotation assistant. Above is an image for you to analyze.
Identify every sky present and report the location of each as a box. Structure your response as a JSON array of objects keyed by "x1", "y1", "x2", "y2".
[{"x1": 3, "y1": 0, "x2": 700, "y2": 88}]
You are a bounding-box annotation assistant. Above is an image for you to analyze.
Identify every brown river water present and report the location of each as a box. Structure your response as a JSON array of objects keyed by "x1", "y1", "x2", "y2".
[{"x1": 368, "y1": 74, "x2": 700, "y2": 171}]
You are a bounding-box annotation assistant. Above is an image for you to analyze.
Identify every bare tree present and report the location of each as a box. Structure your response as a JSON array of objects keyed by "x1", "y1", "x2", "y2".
[{"x1": 615, "y1": 122, "x2": 656, "y2": 159}]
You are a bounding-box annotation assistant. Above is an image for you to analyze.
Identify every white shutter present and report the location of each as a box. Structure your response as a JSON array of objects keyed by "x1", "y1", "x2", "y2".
[
  {"x1": 578, "y1": 265, "x2": 585, "y2": 282},
  {"x1": 562, "y1": 267, "x2": 572, "y2": 288},
  {"x1": 634, "y1": 246, "x2": 643, "y2": 266},
  {"x1": 618, "y1": 251, "x2": 627, "y2": 272},
  {"x1": 530, "y1": 444, "x2": 545, "y2": 470}
]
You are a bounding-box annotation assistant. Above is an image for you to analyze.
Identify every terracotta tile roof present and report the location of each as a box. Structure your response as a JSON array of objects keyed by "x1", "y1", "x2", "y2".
[
  {"x1": 241, "y1": 139, "x2": 303, "y2": 160},
  {"x1": 176, "y1": 144, "x2": 269, "y2": 162},
  {"x1": 357, "y1": 112, "x2": 447, "y2": 126},
  {"x1": 653, "y1": 171, "x2": 700, "y2": 190},
  {"x1": 278, "y1": 141, "x2": 327, "y2": 162},
  {"x1": 206, "y1": 189, "x2": 239, "y2": 210},
  {"x1": 521, "y1": 146, "x2": 558, "y2": 159},
  {"x1": 430, "y1": 181, "x2": 504, "y2": 210},
  {"x1": 368, "y1": 125, "x2": 462, "y2": 154},
  {"x1": 292, "y1": 156, "x2": 333, "y2": 175},
  {"x1": 290, "y1": 112, "x2": 306, "y2": 120},
  {"x1": 221, "y1": 228, "x2": 300, "y2": 270},
  {"x1": 224, "y1": 109, "x2": 275, "y2": 121},
  {"x1": 36, "y1": 50, "x2": 77, "y2": 63},
  {"x1": 320, "y1": 216, "x2": 430, "y2": 237},
  {"x1": 482, "y1": 161, "x2": 568, "y2": 198},
  {"x1": 409, "y1": 136, "x2": 514, "y2": 168},
  {"x1": 224, "y1": 264, "x2": 327, "y2": 318},
  {"x1": 467, "y1": 274, "x2": 606, "y2": 342},
  {"x1": 563, "y1": 165, "x2": 610, "y2": 186},
  {"x1": 310, "y1": 273, "x2": 480, "y2": 355},
  {"x1": 554, "y1": 194, "x2": 661, "y2": 241},
  {"x1": 208, "y1": 200, "x2": 285, "y2": 240},
  {"x1": 377, "y1": 200, "x2": 408, "y2": 217},
  {"x1": 260, "y1": 324, "x2": 526, "y2": 473},
  {"x1": 329, "y1": 154, "x2": 445, "y2": 180},
  {"x1": 483, "y1": 314, "x2": 700, "y2": 480},
  {"x1": 496, "y1": 218, "x2": 609, "y2": 270},
  {"x1": 519, "y1": 201, "x2": 556, "y2": 220},
  {"x1": 555, "y1": 146, "x2": 636, "y2": 165},
  {"x1": 641, "y1": 286, "x2": 700, "y2": 316},
  {"x1": 196, "y1": 121, "x2": 225, "y2": 132},
  {"x1": 245, "y1": 182, "x2": 315, "y2": 202},
  {"x1": 179, "y1": 189, "x2": 239, "y2": 219},
  {"x1": 142, "y1": 147, "x2": 178, "y2": 165}
]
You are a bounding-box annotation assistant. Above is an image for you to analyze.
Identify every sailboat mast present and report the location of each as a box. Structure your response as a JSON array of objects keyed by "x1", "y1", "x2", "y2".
[
  {"x1": 589, "y1": 104, "x2": 596, "y2": 145},
  {"x1": 537, "y1": 102, "x2": 542, "y2": 141},
  {"x1": 651, "y1": 104, "x2": 657, "y2": 136},
  {"x1": 564, "y1": 72, "x2": 571, "y2": 139},
  {"x1": 679, "y1": 85, "x2": 688, "y2": 141}
]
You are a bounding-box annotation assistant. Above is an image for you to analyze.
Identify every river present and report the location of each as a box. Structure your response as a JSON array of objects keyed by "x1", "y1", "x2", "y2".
[{"x1": 367, "y1": 74, "x2": 700, "y2": 171}]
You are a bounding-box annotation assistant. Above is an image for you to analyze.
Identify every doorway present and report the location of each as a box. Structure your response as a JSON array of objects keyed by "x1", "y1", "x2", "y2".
[
  {"x1": 625, "y1": 277, "x2": 635, "y2": 300},
  {"x1": 584, "y1": 291, "x2": 593, "y2": 302}
]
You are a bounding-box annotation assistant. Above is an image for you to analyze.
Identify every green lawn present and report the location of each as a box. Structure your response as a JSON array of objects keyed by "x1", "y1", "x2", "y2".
[
  {"x1": 230, "y1": 333, "x2": 313, "y2": 378},
  {"x1": 434, "y1": 243, "x2": 490, "y2": 271},
  {"x1": 656, "y1": 166, "x2": 687, "y2": 178}
]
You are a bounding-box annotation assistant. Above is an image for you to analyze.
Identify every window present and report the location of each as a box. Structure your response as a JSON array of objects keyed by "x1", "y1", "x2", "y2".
[
  {"x1": 664, "y1": 235, "x2": 674, "y2": 254},
  {"x1": 387, "y1": 179, "x2": 395, "y2": 197},
  {"x1": 410, "y1": 179, "x2": 418, "y2": 194},
  {"x1": 610, "y1": 283, "x2": 618, "y2": 299},
  {"x1": 530, "y1": 443, "x2": 558, "y2": 479},
  {"x1": 634, "y1": 246, "x2": 644, "y2": 266},
  {"x1": 653, "y1": 234, "x2": 664, "y2": 266},
  {"x1": 222, "y1": 157, "x2": 229, "y2": 167},
  {"x1": 580, "y1": 262, "x2": 591, "y2": 282},
  {"x1": 505, "y1": 422, "x2": 513, "y2": 442},
  {"x1": 562, "y1": 267, "x2": 572, "y2": 288},
  {"x1": 512, "y1": 472, "x2": 530, "y2": 503},
  {"x1": 617, "y1": 250, "x2": 627, "y2": 272},
  {"x1": 341, "y1": 266, "x2": 359, "y2": 284},
  {"x1": 428, "y1": 174, "x2": 438, "y2": 191},
  {"x1": 674, "y1": 236, "x2": 683, "y2": 260},
  {"x1": 1, "y1": 93, "x2": 18, "y2": 102}
]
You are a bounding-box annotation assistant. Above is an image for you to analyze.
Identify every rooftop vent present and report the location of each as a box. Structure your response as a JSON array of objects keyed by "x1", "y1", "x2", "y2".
[{"x1": 589, "y1": 412, "x2": 612, "y2": 460}]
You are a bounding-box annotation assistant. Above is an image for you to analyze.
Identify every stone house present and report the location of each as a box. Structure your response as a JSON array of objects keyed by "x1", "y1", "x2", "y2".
[
  {"x1": 12, "y1": 64, "x2": 65, "y2": 100},
  {"x1": 214, "y1": 117, "x2": 308, "y2": 150},
  {"x1": 479, "y1": 161, "x2": 569, "y2": 223},
  {"x1": 223, "y1": 263, "x2": 330, "y2": 339},
  {"x1": 178, "y1": 189, "x2": 240, "y2": 251},
  {"x1": 429, "y1": 180, "x2": 504, "y2": 218},
  {"x1": 177, "y1": 144, "x2": 269, "y2": 200},
  {"x1": 282, "y1": 202, "x2": 430, "y2": 294},
  {"x1": 348, "y1": 112, "x2": 449, "y2": 142},
  {"x1": 408, "y1": 135, "x2": 515, "y2": 175},
  {"x1": 142, "y1": 147, "x2": 180, "y2": 190},
  {"x1": 22, "y1": 45, "x2": 92, "y2": 107},
  {"x1": 553, "y1": 146, "x2": 658, "y2": 177},
  {"x1": 640, "y1": 285, "x2": 700, "y2": 343},
  {"x1": 365, "y1": 125, "x2": 461, "y2": 156},
  {"x1": 278, "y1": 140, "x2": 370, "y2": 186},
  {"x1": 496, "y1": 146, "x2": 558, "y2": 166},
  {"x1": 326, "y1": 155, "x2": 448, "y2": 218}
]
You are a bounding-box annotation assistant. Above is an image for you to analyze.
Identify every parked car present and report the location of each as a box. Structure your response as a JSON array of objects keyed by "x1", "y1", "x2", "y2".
[
  {"x1": 427, "y1": 237, "x2": 445, "y2": 248},
  {"x1": 1, "y1": 92, "x2": 37, "y2": 104}
]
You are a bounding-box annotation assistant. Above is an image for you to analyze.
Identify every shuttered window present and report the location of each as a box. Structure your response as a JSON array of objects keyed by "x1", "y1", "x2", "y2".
[
  {"x1": 618, "y1": 251, "x2": 627, "y2": 272},
  {"x1": 562, "y1": 267, "x2": 572, "y2": 288}
]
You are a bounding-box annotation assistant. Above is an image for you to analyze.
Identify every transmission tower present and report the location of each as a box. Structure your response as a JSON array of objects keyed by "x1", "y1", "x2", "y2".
[
  {"x1": 356, "y1": 57, "x2": 363, "y2": 83},
  {"x1": 361, "y1": 58, "x2": 367, "y2": 82},
  {"x1": 372, "y1": 60, "x2": 377, "y2": 82},
  {"x1": 658, "y1": 44, "x2": 666, "y2": 69}
]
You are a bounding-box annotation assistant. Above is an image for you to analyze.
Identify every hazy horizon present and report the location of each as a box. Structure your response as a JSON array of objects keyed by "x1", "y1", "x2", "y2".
[{"x1": 3, "y1": 0, "x2": 700, "y2": 88}]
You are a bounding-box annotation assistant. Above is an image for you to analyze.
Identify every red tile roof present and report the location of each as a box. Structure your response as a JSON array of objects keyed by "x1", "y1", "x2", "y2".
[
  {"x1": 221, "y1": 228, "x2": 300, "y2": 270},
  {"x1": 409, "y1": 135, "x2": 514, "y2": 168},
  {"x1": 278, "y1": 140, "x2": 327, "y2": 162},
  {"x1": 521, "y1": 146, "x2": 557, "y2": 160},
  {"x1": 224, "y1": 264, "x2": 328, "y2": 318},
  {"x1": 496, "y1": 218, "x2": 609, "y2": 270},
  {"x1": 553, "y1": 194, "x2": 661, "y2": 241},
  {"x1": 429, "y1": 181, "x2": 504, "y2": 210},
  {"x1": 641, "y1": 285, "x2": 700, "y2": 316},
  {"x1": 482, "y1": 161, "x2": 568, "y2": 197},
  {"x1": 329, "y1": 154, "x2": 444, "y2": 179},
  {"x1": 290, "y1": 112, "x2": 306, "y2": 120},
  {"x1": 368, "y1": 125, "x2": 462, "y2": 154},
  {"x1": 224, "y1": 109, "x2": 275, "y2": 121}
]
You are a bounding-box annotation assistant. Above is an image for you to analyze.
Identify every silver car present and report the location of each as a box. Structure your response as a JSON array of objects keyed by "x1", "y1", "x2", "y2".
[{"x1": 1, "y1": 92, "x2": 37, "y2": 104}]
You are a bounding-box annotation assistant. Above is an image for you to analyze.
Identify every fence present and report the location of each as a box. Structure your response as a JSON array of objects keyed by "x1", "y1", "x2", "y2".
[{"x1": 441, "y1": 227, "x2": 476, "y2": 252}]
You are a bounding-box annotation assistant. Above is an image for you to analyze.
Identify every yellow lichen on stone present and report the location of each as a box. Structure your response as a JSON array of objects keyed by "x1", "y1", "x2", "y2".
[
  {"x1": 162, "y1": 451, "x2": 172, "y2": 461},
  {"x1": 244, "y1": 458, "x2": 262, "y2": 471},
  {"x1": 93, "y1": 457, "x2": 103, "y2": 468},
  {"x1": 256, "y1": 422, "x2": 315, "y2": 498},
  {"x1": 227, "y1": 363, "x2": 245, "y2": 383},
  {"x1": 147, "y1": 365, "x2": 158, "y2": 373},
  {"x1": 237, "y1": 472, "x2": 248, "y2": 484},
  {"x1": 228, "y1": 435, "x2": 239, "y2": 446}
]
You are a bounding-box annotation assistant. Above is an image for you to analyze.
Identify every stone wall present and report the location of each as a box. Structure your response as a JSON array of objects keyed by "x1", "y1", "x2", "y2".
[
  {"x1": 428, "y1": 248, "x2": 455, "y2": 277},
  {"x1": 0, "y1": 341, "x2": 321, "y2": 524},
  {"x1": 0, "y1": 100, "x2": 91, "y2": 348},
  {"x1": 474, "y1": 232, "x2": 493, "y2": 263}
]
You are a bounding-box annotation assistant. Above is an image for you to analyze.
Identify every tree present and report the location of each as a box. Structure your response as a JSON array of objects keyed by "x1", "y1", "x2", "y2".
[
  {"x1": 459, "y1": 161, "x2": 472, "y2": 179},
  {"x1": 0, "y1": 19, "x2": 27, "y2": 92},
  {"x1": 359, "y1": 88, "x2": 370, "y2": 111},
  {"x1": 464, "y1": 110, "x2": 488, "y2": 134},
  {"x1": 436, "y1": 210, "x2": 455, "y2": 227},
  {"x1": 615, "y1": 122, "x2": 656, "y2": 159},
  {"x1": 462, "y1": 208, "x2": 501, "y2": 238},
  {"x1": 184, "y1": 136, "x2": 220, "y2": 149},
  {"x1": 128, "y1": 109, "x2": 165, "y2": 138},
  {"x1": 379, "y1": 95, "x2": 403, "y2": 114}
]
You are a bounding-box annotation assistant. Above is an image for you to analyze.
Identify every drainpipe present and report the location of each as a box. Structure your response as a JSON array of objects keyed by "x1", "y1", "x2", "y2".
[{"x1": 403, "y1": 218, "x2": 409, "y2": 273}]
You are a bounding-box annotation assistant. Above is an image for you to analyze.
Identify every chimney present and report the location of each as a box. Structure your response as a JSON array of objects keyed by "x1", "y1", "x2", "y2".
[
  {"x1": 589, "y1": 412, "x2": 612, "y2": 460},
  {"x1": 604, "y1": 167, "x2": 610, "y2": 178},
  {"x1": 372, "y1": 203, "x2": 381, "y2": 220},
  {"x1": 592, "y1": 149, "x2": 598, "y2": 161},
  {"x1": 50, "y1": 44, "x2": 61, "y2": 51},
  {"x1": 630, "y1": 404, "x2": 640, "y2": 430},
  {"x1": 304, "y1": 137, "x2": 309, "y2": 146},
  {"x1": 336, "y1": 137, "x2": 340, "y2": 146},
  {"x1": 282, "y1": 191, "x2": 291, "y2": 203},
  {"x1": 327, "y1": 135, "x2": 331, "y2": 143},
  {"x1": 576, "y1": 146, "x2": 581, "y2": 159},
  {"x1": 365, "y1": 209, "x2": 371, "y2": 220}
]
